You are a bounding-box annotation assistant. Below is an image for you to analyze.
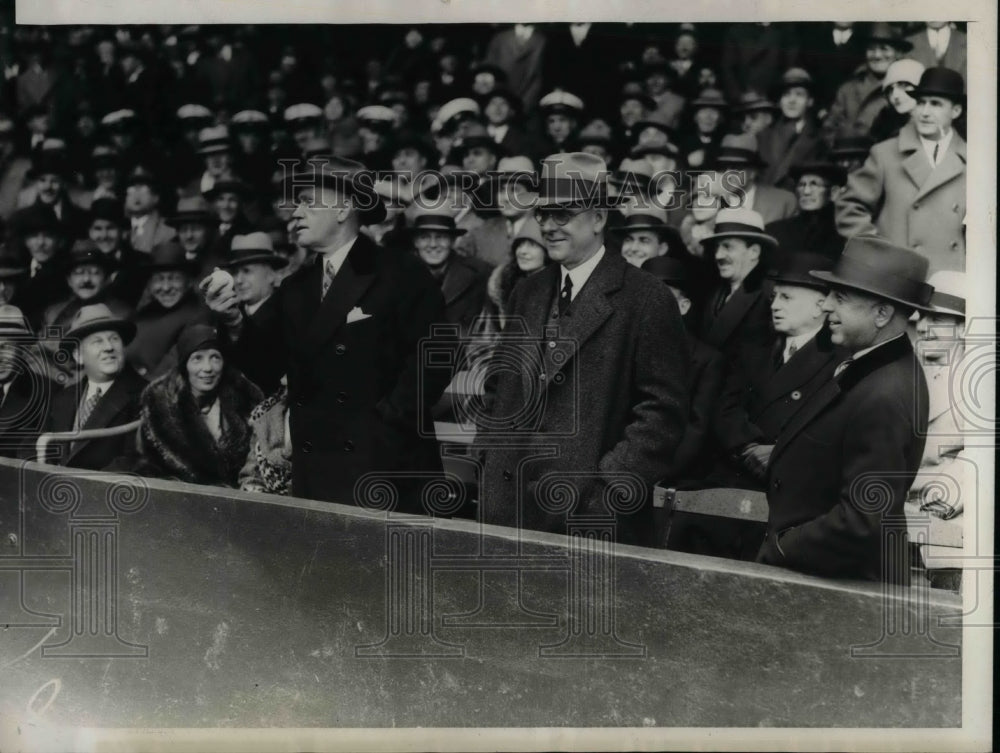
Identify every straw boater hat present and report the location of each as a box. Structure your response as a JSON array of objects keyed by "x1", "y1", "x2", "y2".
[
  {"x1": 700, "y1": 207, "x2": 778, "y2": 249},
  {"x1": 535, "y1": 151, "x2": 622, "y2": 208},
  {"x1": 221, "y1": 232, "x2": 289, "y2": 270},
  {"x1": 197, "y1": 125, "x2": 232, "y2": 155},
  {"x1": 924, "y1": 270, "x2": 965, "y2": 318},
  {"x1": 60, "y1": 302, "x2": 136, "y2": 351},
  {"x1": 809, "y1": 235, "x2": 934, "y2": 312},
  {"x1": 282, "y1": 155, "x2": 387, "y2": 226},
  {"x1": 0, "y1": 304, "x2": 32, "y2": 337},
  {"x1": 407, "y1": 209, "x2": 467, "y2": 237}
]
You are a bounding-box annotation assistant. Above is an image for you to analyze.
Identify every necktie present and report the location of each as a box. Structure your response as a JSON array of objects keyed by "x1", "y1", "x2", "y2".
[
  {"x1": 558, "y1": 274, "x2": 573, "y2": 317},
  {"x1": 321, "y1": 257, "x2": 336, "y2": 298},
  {"x1": 785, "y1": 342, "x2": 798, "y2": 363},
  {"x1": 932, "y1": 142, "x2": 939, "y2": 165},
  {"x1": 506, "y1": 219, "x2": 516, "y2": 237},
  {"x1": 77, "y1": 387, "x2": 102, "y2": 430},
  {"x1": 834, "y1": 358, "x2": 853, "y2": 379}
]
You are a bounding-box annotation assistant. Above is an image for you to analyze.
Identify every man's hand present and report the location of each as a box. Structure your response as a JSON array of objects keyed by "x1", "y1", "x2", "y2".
[
  {"x1": 740, "y1": 443, "x2": 774, "y2": 479},
  {"x1": 200, "y1": 269, "x2": 242, "y2": 326}
]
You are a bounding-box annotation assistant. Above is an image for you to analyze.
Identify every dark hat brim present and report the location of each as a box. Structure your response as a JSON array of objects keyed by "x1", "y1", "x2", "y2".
[
  {"x1": 864, "y1": 34, "x2": 913, "y2": 52},
  {"x1": 767, "y1": 271, "x2": 830, "y2": 289},
  {"x1": 716, "y1": 151, "x2": 767, "y2": 169},
  {"x1": 60, "y1": 318, "x2": 137, "y2": 350},
  {"x1": 221, "y1": 252, "x2": 289, "y2": 270},
  {"x1": 409, "y1": 223, "x2": 467, "y2": 237},
  {"x1": 204, "y1": 181, "x2": 251, "y2": 198},
  {"x1": 282, "y1": 170, "x2": 387, "y2": 226},
  {"x1": 809, "y1": 270, "x2": 934, "y2": 312},
  {"x1": 63, "y1": 254, "x2": 118, "y2": 273},
  {"x1": 911, "y1": 86, "x2": 966, "y2": 105},
  {"x1": 0, "y1": 266, "x2": 28, "y2": 279}
]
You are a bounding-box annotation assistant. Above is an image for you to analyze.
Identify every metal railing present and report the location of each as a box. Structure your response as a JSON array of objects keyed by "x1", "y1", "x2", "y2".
[{"x1": 35, "y1": 420, "x2": 141, "y2": 465}]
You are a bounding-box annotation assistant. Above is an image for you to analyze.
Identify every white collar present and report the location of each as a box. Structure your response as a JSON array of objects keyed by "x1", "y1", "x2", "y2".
[
  {"x1": 570, "y1": 24, "x2": 591, "y2": 45},
  {"x1": 487, "y1": 123, "x2": 509, "y2": 142},
  {"x1": 852, "y1": 332, "x2": 907, "y2": 362},
  {"x1": 784, "y1": 324, "x2": 823, "y2": 360},
  {"x1": 514, "y1": 24, "x2": 534, "y2": 41},
  {"x1": 560, "y1": 245, "x2": 605, "y2": 302},
  {"x1": 87, "y1": 378, "x2": 114, "y2": 400},
  {"x1": 244, "y1": 294, "x2": 271, "y2": 316},
  {"x1": 131, "y1": 214, "x2": 150, "y2": 229},
  {"x1": 507, "y1": 214, "x2": 528, "y2": 235},
  {"x1": 322, "y1": 235, "x2": 358, "y2": 277},
  {"x1": 833, "y1": 28, "x2": 852, "y2": 44},
  {"x1": 1, "y1": 381, "x2": 11, "y2": 400}
]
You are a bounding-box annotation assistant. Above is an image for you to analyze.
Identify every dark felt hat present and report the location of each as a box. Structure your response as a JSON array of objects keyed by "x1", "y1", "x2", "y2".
[
  {"x1": 864, "y1": 22, "x2": 913, "y2": 52},
  {"x1": 144, "y1": 240, "x2": 199, "y2": 274},
  {"x1": 767, "y1": 252, "x2": 835, "y2": 289},
  {"x1": 281, "y1": 156, "x2": 386, "y2": 225},
  {"x1": 809, "y1": 235, "x2": 933, "y2": 311},
  {"x1": 788, "y1": 160, "x2": 848, "y2": 187},
  {"x1": 89, "y1": 197, "x2": 125, "y2": 226},
  {"x1": 64, "y1": 239, "x2": 118, "y2": 273},
  {"x1": 911, "y1": 66, "x2": 966, "y2": 105},
  {"x1": 641, "y1": 256, "x2": 694, "y2": 292},
  {"x1": 408, "y1": 210, "x2": 467, "y2": 237},
  {"x1": 176, "y1": 323, "x2": 224, "y2": 366}
]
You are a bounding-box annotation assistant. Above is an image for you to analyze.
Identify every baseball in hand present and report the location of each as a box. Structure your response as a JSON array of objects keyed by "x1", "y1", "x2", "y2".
[{"x1": 200, "y1": 268, "x2": 236, "y2": 309}]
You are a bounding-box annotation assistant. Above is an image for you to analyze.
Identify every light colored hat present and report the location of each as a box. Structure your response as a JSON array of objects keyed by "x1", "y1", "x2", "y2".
[
  {"x1": 100, "y1": 109, "x2": 137, "y2": 127},
  {"x1": 60, "y1": 303, "x2": 136, "y2": 349},
  {"x1": 435, "y1": 98, "x2": 481, "y2": 129},
  {"x1": 700, "y1": 207, "x2": 777, "y2": 248},
  {"x1": 356, "y1": 105, "x2": 398, "y2": 126},
  {"x1": 231, "y1": 109, "x2": 270, "y2": 126},
  {"x1": 925, "y1": 270, "x2": 965, "y2": 317},
  {"x1": 780, "y1": 67, "x2": 814, "y2": 91},
  {"x1": 882, "y1": 59, "x2": 927, "y2": 91},
  {"x1": 283, "y1": 103, "x2": 324, "y2": 122},
  {"x1": 497, "y1": 155, "x2": 535, "y2": 175},
  {"x1": 197, "y1": 125, "x2": 231, "y2": 155},
  {"x1": 0, "y1": 304, "x2": 32, "y2": 337},
  {"x1": 539, "y1": 89, "x2": 584, "y2": 114},
  {"x1": 536, "y1": 151, "x2": 619, "y2": 208},
  {"x1": 176, "y1": 103, "x2": 213, "y2": 120},
  {"x1": 222, "y1": 232, "x2": 288, "y2": 270}
]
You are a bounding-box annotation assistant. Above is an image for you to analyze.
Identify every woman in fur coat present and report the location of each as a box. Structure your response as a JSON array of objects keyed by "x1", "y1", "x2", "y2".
[
  {"x1": 238, "y1": 379, "x2": 292, "y2": 495},
  {"x1": 135, "y1": 323, "x2": 263, "y2": 487}
]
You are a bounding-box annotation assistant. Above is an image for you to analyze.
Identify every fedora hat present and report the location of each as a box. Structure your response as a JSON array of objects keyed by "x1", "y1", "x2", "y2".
[
  {"x1": 767, "y1": 252, "x2": 835, "y2": 289},
  {"x1": 610, "y1": 157, "x2": 655, "y2": 194},
  {"x1": 204, "y1": 177, "x2": 251, "y2": 200},
  {"x1": 170, "y1": 195, "x2": 214, "y2": 225},
  {"x1": 125, "y1": 164, "x2": 161, "y2": 191},
  {"x1": 715, "y1": 133, "x2": 766, "y2": 168},
  {"x1": 788, "y1": 160, "x2": 848, "y2": 187},
  {"x1": 88, "y1": 197, "x2": 124, "y2": 226},
  {"x1": 12, "y1": 204, "x2": 65, "y2": 238},
  {"x1": 64, "y1": 239, "x2": 117, "y2": 273},
  {"x1": 864, "y1": 22, "x2": 913, "y2": 52},
  {"x1": 633, "y1": 110, "x2": 676, "y2": 141},
  {"x1": 830, "y1": 135, "x2": 874, "y2": 159},
  {"x1": 925, "y1": 270, "x2": 965, "y2": 318},
  {"x1": 281, "y1": 155, "x2": 386, "y2": 226},
  {"x1": 611, "y1": 207, "x2": 684, "y2": 247},
  {"x1": 575, "y1": 119, "x2": 615, "y2": 149},
  {"x1": 197, "y1": 125, "x2": 232, "y2": 155},
  {"x1": 641, "y1": 256, "x2": 694, "y2": 292},
  {"x1": 810, "y1": 235, "x2": 933, "y2": 311},
  {"x1": 0, "y1": 304, "x2": 32, "y2": 337},
  {"x1": 408, "y1": 209, "x2": 466, "y2": 237},
  {"x1": 28, "y1": 150, "x2": 71, "y2": 181},
  {"x1": 780, "y1": 67, "x2": 815, "y2": 94},
  {"x1": 469, "y1": 156, "x2": 537, "y2": 210},
  {"x1": 480, "y1": 86, "x2": 522, "y2": 114},
  {"x1": 911, "y1": 66, "x2": 965, "y2": 105},
  {"x1": 0, "y1": 251, "x2": 27, "y2": 280},
  {"x1": 690, "y1": 88, "x2": 728, "y2": 110},
  {"x1": 536, "y1": 151, "x2": 621, "y2": 208},
  {"x1": 60, "y1": 303, "x2": 136, "y2": 349},
  {"x1": 144, "y1": 240, "x2": 199, "y2": 274},
  {"x1": 221, "y1": 232, "x2": 289, "y2": 270},
  {"x1": 734, "y1": 91, "x2": 779, "y2": 115},
  {"x1": 700, "y1": 207, "x2": 777, "y2": 248},
  {"x1": 619, "y1": 90, "x2": 657, "y2": 112}
]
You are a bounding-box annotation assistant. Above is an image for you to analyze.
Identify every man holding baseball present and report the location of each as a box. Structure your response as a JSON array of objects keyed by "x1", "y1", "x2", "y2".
[{"x1": 203, "y1": 156, "x2": 453, "y2": 510}]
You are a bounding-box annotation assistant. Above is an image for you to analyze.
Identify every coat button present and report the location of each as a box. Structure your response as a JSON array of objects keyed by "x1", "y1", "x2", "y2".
[
  {"x1": 950, "y1": 241, "x2": 959, "y2": 249},
  {"x1": 336, "y1": 391, "x2": 348, "y2": 402},
  {"x1": 791, "y1": 390, "x2": 802, "y2": 401},
  {"x1": 502, "y1": 470, "x2": 513, "y2": 481},
  {"x1": 343, "y1": 440, "x2": 354, "y2": 452},
  {"x1": 773, "y1": 478, "x2": 781, "y2": 490},
  {"x1": 913, "y1": 202, "x2": 920, "y2": 210},
  {"x1": 302, "y1": 441, "x2": 313, "y2": 453},
  {"x1": 335, "y1": 343, "x2": 347, "y2": 355}
]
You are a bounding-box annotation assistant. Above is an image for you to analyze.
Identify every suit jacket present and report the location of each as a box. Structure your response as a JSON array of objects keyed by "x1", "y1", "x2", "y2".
[
  {"x1": 42, "y1": 366, "x2": 146, "y2": 470},
  {"x1": 698, "y1": 269, "x2": 774, "y2": 360},
  {"x1": 835, "y1": 121, "x2": 966, "y2": 274},
  {"x1": 758, "y1": 118, "x2": 827, "y2": 190},
  {"x1": 906, "y1": 27, "x2": 967, "y2": 79},
  {"x1": 480, "y1": 251, "x2": 690, "y2": 546},
  {"x1": 822, "y1": 66, "x2": 888, "y2": 145},
  {"x1": 748, "y1": 184, "x2": 799, "y2": 225},
  {"x1": 230, "y1": 295, "x2": 284, "y2": 396},
  {"x1": 129, "y1": 212, "x2": 178, "y2": 254},
  {"x1": 484, "y1": 28, "x2": 547, "y2": 113},
  {"x1": 710, "y1": 328, "x2": 847, "y2": 488},
  {"x1": 662, "y1": 334, "x2": 725, "y2": 484},
  {"x1": 797, "y1": 24, "x2": 870, "y2": 112},
  {"x1": 0, "y1": 371, "x2": 59, "y2": 459},
  {"x1": 232, "y1": 234, "x2": 453, "y2": 508},
  {"x1": 438, "y1": 255, "x2": 491, "y2": 339},
  {"x1": 758, "y1": 335, "x2": 927, "y2": 583}
]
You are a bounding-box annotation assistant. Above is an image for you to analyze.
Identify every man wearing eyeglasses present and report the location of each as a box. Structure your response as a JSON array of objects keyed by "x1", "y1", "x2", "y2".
[
  {"x1": 480, "y1": 152, "x2": 689, "y2": 546},
  {"x1": 765, "y1": 161, "x2": 847, "y2": 261}
]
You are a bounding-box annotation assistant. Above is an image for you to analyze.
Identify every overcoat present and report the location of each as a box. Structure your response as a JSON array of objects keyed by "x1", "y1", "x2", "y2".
[
  {"x1": 757, "y1": 334, "x2": 928, "y2": 583},
  {"x1": 480, "y1": 251, "x2": 689, "y2": 545},
  {"x1": 231, "y1": 234, "x2": 453, "y2": 508},
  {"x1": 835, "y1": 121, "x2": 966, "y2": 275},
  {"x1": 42, "y1": 366, "x2": 147, "y2": 470}
]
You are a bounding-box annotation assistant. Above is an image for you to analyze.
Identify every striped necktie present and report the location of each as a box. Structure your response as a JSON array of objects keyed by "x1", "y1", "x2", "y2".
[
  {"x1": 77, "y1": 387, "x2": 102, "y2": 430},
  {"x1": 833, "y1": 358, "x2": 853, "y2": 379}
]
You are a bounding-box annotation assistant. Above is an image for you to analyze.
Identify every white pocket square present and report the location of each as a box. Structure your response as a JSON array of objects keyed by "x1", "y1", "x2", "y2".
[{"x1": 346, "y1": 306, "x2": 372, "y2": 324}]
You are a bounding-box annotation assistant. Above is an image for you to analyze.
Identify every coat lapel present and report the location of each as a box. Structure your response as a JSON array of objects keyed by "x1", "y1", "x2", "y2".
[
  {"x1": 67, "y1": 371, "x2": 137, "y2": 461},
  {"x1": 441, "y1": 260, "x2": 479, "y2": 306},
  {"x1": 770, "y1": 377, "x2": 841, "y2": 464},
  {"x1": 302, "y1": 237, "x2": 378, "y2": 354},
  {"x1": 758, "y1": 336, "x2": 833, "y2": 407},
  {"x1": 914, "y1": 134, "x2": 967, "y2": 201},
  {"x1": 706, "y1": 286, "x2": 761, "y2": 346},
  {"x1": 898, "y1": 123, "x2": 932, "y2": 190}
]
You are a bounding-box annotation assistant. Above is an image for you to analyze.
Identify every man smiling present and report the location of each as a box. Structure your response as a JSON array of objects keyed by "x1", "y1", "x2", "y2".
[{"x1": 759, "y1": 235, "x2": 932, "y2": 583}]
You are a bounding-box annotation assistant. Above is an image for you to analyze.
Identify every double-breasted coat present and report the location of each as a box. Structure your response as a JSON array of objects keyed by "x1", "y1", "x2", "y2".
[
  {"x1": 757, "y1": 334, "x2": 928, "y2": 583},
  {"x1": 835, "y1": 121, "x2": 966, "y2": 275},
  {"x1": 232, "y1": 234, "x2": 453, "y2": 508},
  {"x1": 698, "y1": 267, "x2": 774, "y2": 361},
  {"x1": 480, "y1": 251, "x2": 689, "y2": 545}
]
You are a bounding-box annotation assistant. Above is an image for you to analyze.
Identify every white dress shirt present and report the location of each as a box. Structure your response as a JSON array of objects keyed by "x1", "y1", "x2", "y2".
[
  {"x1": 927, "y1": 26, "x2": 952, "y2": 59},
  {"x1": 919, "y1": 128, "x2": 954, "y2": 168},
  {"x1": 833, "y1": 28, "x2": 853, "y2": 46},
  {"x1": 131, "y1": 214, "x2": 149, "y2": 234},
  {"x1": 514, "y1": 24, "x2": 534, "y2": 42},
  {"x1": 560, "y1": 246, "x2": 605, "y2": 302},
  {"x1": 783, "y1": 324, "x2": 822, "y2": 362},
  {"x1": 570, "y1": 23, "x2": 591, "y2": 46},
  {"x1": 77, "y1": 379, "x2": 113, "y2": 428},
  {"x1": 487, "y1": 124, "x2": 509, "y2": 144}
]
